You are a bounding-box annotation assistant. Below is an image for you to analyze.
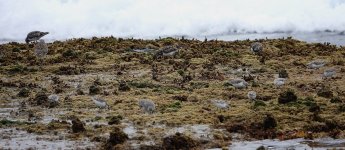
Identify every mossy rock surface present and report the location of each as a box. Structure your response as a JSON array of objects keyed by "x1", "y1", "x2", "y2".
[
  {"x1": 278, "y1": 89, "x2": 297, "y2": 104},
  {"x1": 1, "y1": 37, "x2": 345, "y2": 148},
  {"x1": 162, "y1": 133, "x2": 198, "y2": 150}
]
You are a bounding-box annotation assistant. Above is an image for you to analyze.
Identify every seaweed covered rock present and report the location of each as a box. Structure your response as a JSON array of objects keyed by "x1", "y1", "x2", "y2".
[
  {"x1": 89, "y1": 85, "x2": 101, "y2": 95},
  {"x1": 162, "y1": 132, "x2": 198, "y2": 150},
  {"x1": 263, "y1": 114, "x2": 277, "y2": 130},
  {"x1": 107, "y1": 115, "x2": 123, "y2": 125},
  {"x1": 118, "y1": 80, "x2": 130, "y2": 91},
  {"x1": 140, "y1": 145, "x2": 162, "y2": 150},
  {"x1": 226, "y1": 114, "x2": 277, "y2": 139},
  {"x1": 34, "y1": 92, "x2": 49, "y2": 106},
  {"x1": 217, "y1": 115, "x2": 225, "y2": 123},
  {"x1": 71, "y1": 116, "x2": 86, "y2": 133},
  {"x1": 317, "y1": 87, "x2": 333, "y2": 98},
  {"x1": 253, "y1": 100, "x2": 266, "y2": 109},
  {"x1": 278, "y1": 69, "x2": 289, "y2": 78},
  {"x1": 76, "y1": 88, "x2": 85, "y2": 95},
  {"x1": 309, "y1": 104, "x2": 321, "y2": 113},
  {"x1": 54, "y1": 65, "x2": 84, "y2": 75},
  {"x1": 338, "y1": 104, "x2": 345, "y2": 112},
  {"x1": 104, "y1": 127, "x2": 129, "y2": 149},
  {"x1": 31, "y1": 91, "x2": 59, "y2": 108},
  {"x1": 47, "y1": 120, "x2": 70, "y2": 130},
  {"x1": 256, "y1": 146, "x2": 265, "y2": 150},
  {"x1": 225, "y1": 123, "x2": 246, "y2": 133},
  {"x1": 17, "y1": 88, "x2": 30, "y2": 97},
  {"x1": 278, "y1": 89, "x2": 297, "y2": 104},
  {"x1": 248, "y1": 123, "x2": 277, "y2": 139},
  {"x1": 330, "y1": 97, "x2": 342, "y2": 103},
  {"x1": 172, "y1": 95, "x2": 188, "y2": 102}
]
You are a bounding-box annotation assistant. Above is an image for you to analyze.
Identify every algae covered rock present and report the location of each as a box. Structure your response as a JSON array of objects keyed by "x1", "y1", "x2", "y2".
[
  {"x1": 162, "y1": 132, "x2": 198, "y2": 150},
  {"x1": 104, "y1": 127, "x2": 129, "y2": 149},
  {"x1": 33, "y1": 92, "x2": 48, "y2": 106},
  {"x1": 118, "y1": 80, "x2": 130, "y2": 91},
  {"x1": 317, "y1": 87, "x2": 333, "y2": 98},
  {"x1": 107, "y1": 115, "x2": 123, "y2": 125},
  {"x1": 71, "y1": 116, "x2": 86, "y2": 133},
  {"x1": 18, "y1": 88, "x2": 30, "y2": 97},
  {"x1": 89, "y1": 85, "x2": 101, "y2": 95},
  {"x1": 278, "y1": 89, "x2": 297, "y2": 104},
  {"x1": 278, "y1": 69, "x2": 289, "y2": 78},
  {"x1": 257, "y1": 146, "x2": 265, "y2": 150},
  {"x1": 263, "y1": 114, "x2": 277, "y2": 130}
]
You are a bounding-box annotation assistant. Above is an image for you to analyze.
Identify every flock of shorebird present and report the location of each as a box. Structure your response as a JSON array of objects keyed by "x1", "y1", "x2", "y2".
[
  {"x1": 25, "y1": 31, "x2": 157, "y2": 113},
  {"x1": 24, "y1": 31, "x2": 337, "y2": 112}
]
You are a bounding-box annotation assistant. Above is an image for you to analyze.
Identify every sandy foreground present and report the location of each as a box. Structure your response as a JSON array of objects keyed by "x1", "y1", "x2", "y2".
[{"x1": 0, "y1": 37, "x2": 345, "y2": 149}]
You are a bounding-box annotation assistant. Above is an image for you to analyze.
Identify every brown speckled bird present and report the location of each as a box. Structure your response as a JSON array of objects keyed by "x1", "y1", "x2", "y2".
[{"x1": 25, "y1": 31, "x2": 49, "y2": 44}]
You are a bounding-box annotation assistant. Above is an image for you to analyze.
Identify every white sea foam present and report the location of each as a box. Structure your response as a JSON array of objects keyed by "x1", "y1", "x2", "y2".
[{"x1": 1, "y1": 0, "x2": 345, "y2": 41}]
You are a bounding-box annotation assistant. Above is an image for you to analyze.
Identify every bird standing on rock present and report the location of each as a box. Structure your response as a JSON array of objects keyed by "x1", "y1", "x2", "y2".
[
  {"x1": 211, "y1": 99, "x2": 229, "y2": 109},
  {"x1": 229, "y1": 79, "x2": 248, "y2": 89},
  {"x1": 250, "y1": 42, "x2": 266, "y2": 64},
  {"x1": 25, "y1": 31, "x2": 49, "y2": 44},
  {"x1": 307, "y1": 60, "x2": 326, "y2": 69},
  {"x1": 247, "y1": 91, "x2": 257, "y2": 100},
  {"x1": 153, "y1": 45, "x2": 179, "y2": 60},
  {"x1": 323, "y1": 68, "x2": 336, "y2": 78},
  {"x1": 138, "y1": 99, "x2": 156, "y2": 114},
  {"x1": 250, "y1": 42, "x2": 263, "y2": 54},
  {"x1": 48, "y1": 94, "x2": 59, "y2": 102},
  {"x1": 274, "y1": 78, "x2": 286, "y2": 87},
  {"x1": 91, "y1": 96, "x2": 109, "y2": 109}
]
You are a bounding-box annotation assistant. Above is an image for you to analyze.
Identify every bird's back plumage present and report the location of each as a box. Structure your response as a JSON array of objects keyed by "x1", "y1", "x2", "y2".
[{"x1": 26, "y1": 31, "x2": 49, "y2": 43}]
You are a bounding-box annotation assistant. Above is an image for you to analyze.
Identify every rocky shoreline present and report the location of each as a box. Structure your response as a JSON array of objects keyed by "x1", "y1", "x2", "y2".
[{"x1": 0, "y1": 37, "x2": 345, "y2": 149}]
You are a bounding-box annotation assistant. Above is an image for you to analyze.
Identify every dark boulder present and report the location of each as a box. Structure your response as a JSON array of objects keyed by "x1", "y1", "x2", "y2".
[{"x1": 162, "y1": 132, "x2": 198, "y2": 150}]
